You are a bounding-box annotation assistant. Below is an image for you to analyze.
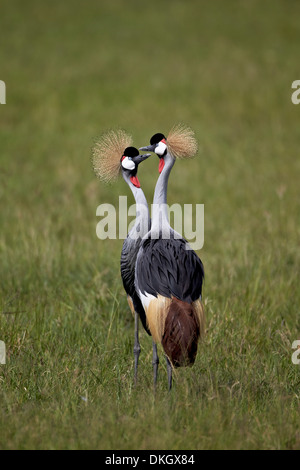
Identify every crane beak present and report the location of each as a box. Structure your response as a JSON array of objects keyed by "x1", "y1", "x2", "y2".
[
  {"x1": 139, "y1": 144, "x2": 156, "y2": 152},
  {"x1": 134, "y1": 153, "x2": 151, "y2": 165}
]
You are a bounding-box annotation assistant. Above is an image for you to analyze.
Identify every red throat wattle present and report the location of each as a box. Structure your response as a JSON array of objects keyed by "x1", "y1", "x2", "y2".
[
  {"x1": 159, "y1": 158, "x2": 165, "y2": 174},
  {"x1": 130, "y1": 176, "x2": 141, "y2": 188}
]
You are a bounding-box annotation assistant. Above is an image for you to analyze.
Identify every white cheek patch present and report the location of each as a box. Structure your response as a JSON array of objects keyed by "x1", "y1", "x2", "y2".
[
  {"x1": 121, "y1": 157, "x2": 135, "y2": 170},
  {"x1": 155, "y1": 142, "x2": 167, "y2": 156}
]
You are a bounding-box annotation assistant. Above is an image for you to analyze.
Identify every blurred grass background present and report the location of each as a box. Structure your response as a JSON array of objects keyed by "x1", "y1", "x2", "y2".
[{"x1": 0, "y1": 0, "x2": 300, "y2": 449}]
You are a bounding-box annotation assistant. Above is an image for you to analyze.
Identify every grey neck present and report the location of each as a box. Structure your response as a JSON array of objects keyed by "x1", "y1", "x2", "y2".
[
  {"x1": 122, "y1": 172, "x2": 150, "y2": 239},
  {"x1": 151, "y1": 152, "x2": 175, "y2": 234}
]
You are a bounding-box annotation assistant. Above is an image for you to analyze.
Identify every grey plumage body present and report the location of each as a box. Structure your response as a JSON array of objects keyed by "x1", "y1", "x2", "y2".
[
  {"x1": 120, "y1": 171, "x2": 152, "y2": 383},
  {"x1": 135, "y1": 234, "x2": 204, "y2": 304},
  {"x1": 91, "y1": 136, "x2": 152, "y2": 386},
  {"x1": 135, "y1": 145, "x2": 204, "y2": 389},
  {"x1": 121, "y1": 221, "x2": 151, "y2": 334}
]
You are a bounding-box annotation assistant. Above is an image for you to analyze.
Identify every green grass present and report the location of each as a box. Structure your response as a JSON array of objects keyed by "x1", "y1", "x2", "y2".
[{"x1": 1, "y1": 0, "x2": 300, "y2": 450}]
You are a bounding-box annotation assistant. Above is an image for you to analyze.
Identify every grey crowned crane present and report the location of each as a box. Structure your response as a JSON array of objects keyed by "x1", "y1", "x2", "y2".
[
  {"x1": 136, "y1": 125, "x2": 205, "y2": 390},
  {"x1": 92, "y1": 130, "x2": 151, "y2": 384}
]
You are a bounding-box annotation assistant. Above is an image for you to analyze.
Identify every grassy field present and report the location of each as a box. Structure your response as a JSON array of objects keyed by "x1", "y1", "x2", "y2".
[{"x1": 1, "y1": 0, "x2": 300, "y2": 450}]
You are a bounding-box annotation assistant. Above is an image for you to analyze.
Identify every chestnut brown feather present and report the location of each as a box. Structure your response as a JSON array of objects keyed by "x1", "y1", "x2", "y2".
[{"x1": 162, "y1": 298, "x2": 204, "y2": 367}]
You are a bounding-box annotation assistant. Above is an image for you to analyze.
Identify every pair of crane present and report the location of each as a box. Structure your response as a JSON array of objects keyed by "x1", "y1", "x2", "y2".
[{"x1": 92, "y1": 125, "x2": 205, "y2": 390}]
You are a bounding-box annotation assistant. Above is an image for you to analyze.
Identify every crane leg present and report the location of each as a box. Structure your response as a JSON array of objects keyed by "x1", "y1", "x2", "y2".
[
  {"x1": 152, "y1": 341, "x2": 159, "y2": 390},
  {"x1": 165, "y1": 355, "x2": 172, "y2": 391},
  {"x1": 133, "y1": 311, "x2": 141, "y2": 386}
]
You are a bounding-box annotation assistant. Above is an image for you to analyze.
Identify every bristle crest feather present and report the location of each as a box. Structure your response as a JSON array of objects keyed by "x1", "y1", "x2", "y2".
[
  {"x1": 92, "y1": 129, "x2": 133, "y2": 183},
  {"x1": 167, "y1": 124, "x2": 198, "y2": 159}
]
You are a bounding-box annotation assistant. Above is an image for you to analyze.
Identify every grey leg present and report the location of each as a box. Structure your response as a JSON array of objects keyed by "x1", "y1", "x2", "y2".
[
  {"x1": 133, "y1": 311, "x2": 141, "y2": 386},
  {"x1": 165, "y1": 355, "x2": 172, "y2": 391},
  {"x1": 152, "y1": 341, "x2": 159, "y2": 390}
]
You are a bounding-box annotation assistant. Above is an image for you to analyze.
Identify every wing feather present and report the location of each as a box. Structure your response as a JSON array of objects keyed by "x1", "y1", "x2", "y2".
[{"x1": 135, "y1": 235, "x2": 204, "y2": 304}]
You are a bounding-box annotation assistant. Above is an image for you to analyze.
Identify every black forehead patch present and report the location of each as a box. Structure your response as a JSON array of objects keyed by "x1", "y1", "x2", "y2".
[
  {"x1": 150, "y1": 133, "x2": 166, "y2": 145},
  {"x1": 123, "y1": 147, "x2": 139, "y2": 157}
]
